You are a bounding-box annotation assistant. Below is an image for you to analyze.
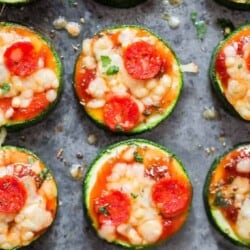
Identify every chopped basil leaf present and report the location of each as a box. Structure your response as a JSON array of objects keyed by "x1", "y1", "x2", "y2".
[
  {"x1": 98, "y1": 205, "x2": 110, "y2": 216},
  {"x1": 130, "y1": 193, "x2": 138, "y2": 199},
  {"x1": 162, "y1": 13, "x2": 169, "y2": 21},
  {"x1": 1, "y1": 83, "x2": 11, "y2": 94},
  {"x1": 213, "y1": 191, "x2": 229, "y2": 208},
  {"x1": 134, "y1": 151, "x2": 143, "y2": 163},
  {"x1": 101, "y1": 55, "x2": 111, "y2": 67},
  {"x1": 106, "y1": 65, "x2": 119, "y2": 75}
]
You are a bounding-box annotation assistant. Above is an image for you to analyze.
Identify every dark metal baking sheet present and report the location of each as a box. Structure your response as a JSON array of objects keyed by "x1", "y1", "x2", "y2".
[{"x1": 1, "y1": 0, "x2": 250, "y2": 249}]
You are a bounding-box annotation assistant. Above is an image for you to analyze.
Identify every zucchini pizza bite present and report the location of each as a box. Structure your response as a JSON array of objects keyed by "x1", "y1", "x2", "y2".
[
  {"x1": 0, "y1": 22, "x2": 62, "y2": 130},
  {"x1": 204, "y1": 143, "x2": 250, "y2": 247},
  {"x1": 0, "y1": 146, "x2": 57, "y2": 249},
  {"x1": 210, "y1": 24, "x2": 250, "y2": 121},
  {"x1": 84, "y1": 139, "x2": 192, "y2": 248},
  {"x1": 214, "y1": 0, "x2": 250, "y2": 10},
  {"x1": 92, "y1": 0, "x2": 147, "y2": 8},
  {"x1": 74, "y1": 26, "x2": 183, "y2": 134}
]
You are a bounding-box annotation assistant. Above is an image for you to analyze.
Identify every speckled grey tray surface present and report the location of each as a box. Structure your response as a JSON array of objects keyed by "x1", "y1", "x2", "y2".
[{"x1": 0, "y1": 0, "x2": 250, "y2": 249}]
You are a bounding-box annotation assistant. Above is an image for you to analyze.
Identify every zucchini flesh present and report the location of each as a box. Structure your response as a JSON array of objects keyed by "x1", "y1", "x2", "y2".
[
  {"x1": 74, "y1": 25, "x2": 183, "y2": 134},
  {"x1": 83, "y1": 139, "x2": 192, "y2": 248},
  {"x1": 214, "y1": 0, "x2": 250, "y2": 10},
  {"x1": 203, "y1": 143, "x2": 250, "y2": 247},
  {"x1": 0, "y1": 146, "x2": 58, "y2": 249},
  {"x1": 0, "y1": 22, "x2": 62, "y2": 130},
  {"x1": 210, "y1": 24, "x2": 250, "y2": 121}
]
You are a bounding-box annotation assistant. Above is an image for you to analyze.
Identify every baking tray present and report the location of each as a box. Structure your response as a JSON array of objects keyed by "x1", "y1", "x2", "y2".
[{"x1": 0, "y1": 0, "x2": 250, "y2": 249}]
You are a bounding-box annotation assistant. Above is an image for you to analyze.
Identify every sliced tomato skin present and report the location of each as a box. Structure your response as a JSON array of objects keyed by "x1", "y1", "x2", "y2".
[
  {"x1": 215, "y1": 51, "x2": 230, "y2": 89},
  {"x1": 124, "y1": 41, "x2": 162, "y2": 80},
  {"x1": 94, "y1": 190, "x2": 130, "y2": 226},
  {"x1": 246, "y1": 53, "x2": 250, "y2": 71},
  {"x1": 4, "y1": 41, "x2": 39, "y2": 77},
  {"x1": 0, "y1": 175, "x2": 27, "y2": 214},
  {"x1": 75, "y1": 69, "x2": 96, "y2": 102},
  {"x1": 103, "y1": 95, "x2": 140, "y2": 131},
  {"x1": 152, "y1": 178, "x2": 190, "y2": 218},
  {"x1": 12, "y1": 92, "x2": 49, "y2": 121}
]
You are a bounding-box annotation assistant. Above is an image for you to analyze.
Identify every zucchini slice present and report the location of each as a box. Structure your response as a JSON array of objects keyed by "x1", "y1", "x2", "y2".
[
  {"x1": 0, "y1": 146, "x2": 58, "y2": 249},
  {"x1": 210, "y1": 24, "x2": 250, "y2": 121},
  {"x1": 204, "y1": 143, "x2": 250, "y2": 247},
  {"x1": 0, "y1": 22, "x2": 62, "y2": 130},
  {"x1": 74, "y1": 25, "x2": 183, "y2": 134},
  {"x1": 92, "y1": 0, "x2": 147, "y2": 8},
  {"x1": 0, "y1": 0, "x2": 33, "y2": 3},
  {"x1": 83, "y1": 139, "x2": 192, "y2": 248},
  {"x1": 214, "y1": 0, "x2": 250, "y2": 10}
]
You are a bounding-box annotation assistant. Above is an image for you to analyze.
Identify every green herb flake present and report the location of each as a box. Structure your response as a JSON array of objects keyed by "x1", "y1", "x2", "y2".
[
  {"x1": 238, "y1": 64, "x2": 243, "y2": 69},
  {"x1": 28, "y1": 157, "x2": 35, "y2": 164},
  {"x1": 133, "y1": 151, "x2": 143, "y2": 163},
  {"x1": 1, "y1": 83, "x2": 11, "y2": 94},
  {"x1": 98, "y1": 205, "x2": 110, "y2": 216},
  {"x1": 190, "y1": 12, "x2": 207, "y2": 40},
  {"x1": 101, "y1": 55, "x2": 111, "y2": 67},
  {"x1": 190, "y1": 11, "x2": 197, "y2": 24},
  {"x1": 115, "y1": 124, "x2": 123, "y2": 132},
  {"x1": 195, "y1": 21, "x2": 207, "y2": 40},
  {"x1": 106, "y1": 65, "x2": 119, "y2": 75},
  {"x1": 213, "y1": 191, "x2": 229, "y2": 208},
  {"x1": 130, "y1": 193, "x2": 138, "y2": 199},
  {"x1": 39, "y1": 168, "x2": 50, "y2": 181}
]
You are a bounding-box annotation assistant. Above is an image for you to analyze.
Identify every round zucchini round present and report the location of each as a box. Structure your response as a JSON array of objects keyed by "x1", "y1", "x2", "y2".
[
  {"x1": 92, "y1": 0, "x2": 147, "y2": 8},
  {"x1": 0, "y1": 22, "x2": 63, "y2": 130},
  {"x1": 74, "y1": 25, "x2": 183, "y2": 134},
  {"x1": 203, "y1": 143, "x2": 250, "y2": 247},
  {"x1": 0, "y1": 145, "x2": 58, "y2": 249},
  {"x1": 83, "y1": 139, "x2": 192, "y2": 248},
  {"x1": 210, "y1": 24, "x2": 250, "y2": 121},
  {"x1": 214, "y1": 0, "x2": 250, "y2": 10}
]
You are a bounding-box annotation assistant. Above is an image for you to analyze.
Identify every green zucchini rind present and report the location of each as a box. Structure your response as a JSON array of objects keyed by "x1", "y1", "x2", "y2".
[
  {"x1": 83, "y1": 139, "x2": 192, "y2": 249},
  {"x1": 209, "y1": 24, "x2": 250, "y2": 121},
  {"x1": 92, "y1": 0, "x2": 147, "y2": 8},
  {"x1": 74, "y1": 25, "x2": 183, "y2": 134},
  {"x1": 0, "y1": 0, "x2": 32, "y2": 3},
  {"x1": 0, "y1": 145, "x2": 58, "y2": 250},
  {"x1": 203, "y1": 143, "x2": 250, "y2": 247},
  {"x1": 0, "y1": 22, "x2": 63, "y2": 131},
  {"x1": 214, "y1": 0, "x2": 250, "y2": 10}
]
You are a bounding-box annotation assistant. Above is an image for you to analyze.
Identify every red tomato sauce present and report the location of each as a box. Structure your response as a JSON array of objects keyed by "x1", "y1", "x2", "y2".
[
  {"x1": 209, "y1": 147, "x2": 250, "y2": 229},
  {"x1": 0, "y1": 26, "x2": 59, "y2": 123}
]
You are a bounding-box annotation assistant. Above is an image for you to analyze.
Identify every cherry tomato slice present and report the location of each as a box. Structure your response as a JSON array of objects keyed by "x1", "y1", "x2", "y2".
[
  {"x1": 94, "y1": 190, "x2": 130, "y2": 226},
  {"x1": 152, "y1": 178, "x2": 190, "y2": 218},
  {"x1": 12, "y1": 92, "x2": 49, "y2": 121},
  {"x1": 4, "y1": 41, "x2": 39, "y2": 77},
  {"x1": 103, "y1": 95, "x2": 140, "y2": 131},
  {"x1": 215, "y1": 51, "x2": 230, "y2": 88},
  {"x1": 0, "y1": 175, "x2": 27, "y2": 214},
  {"x1": 124, "y1": 41, "x2": 162, "y2": 80},
  {"x1": 75, "y1": 69, "x2": 96, "y2": 102},
  {"x1": 246, "y1": 53, "x2": 250, "y2": 72}
]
